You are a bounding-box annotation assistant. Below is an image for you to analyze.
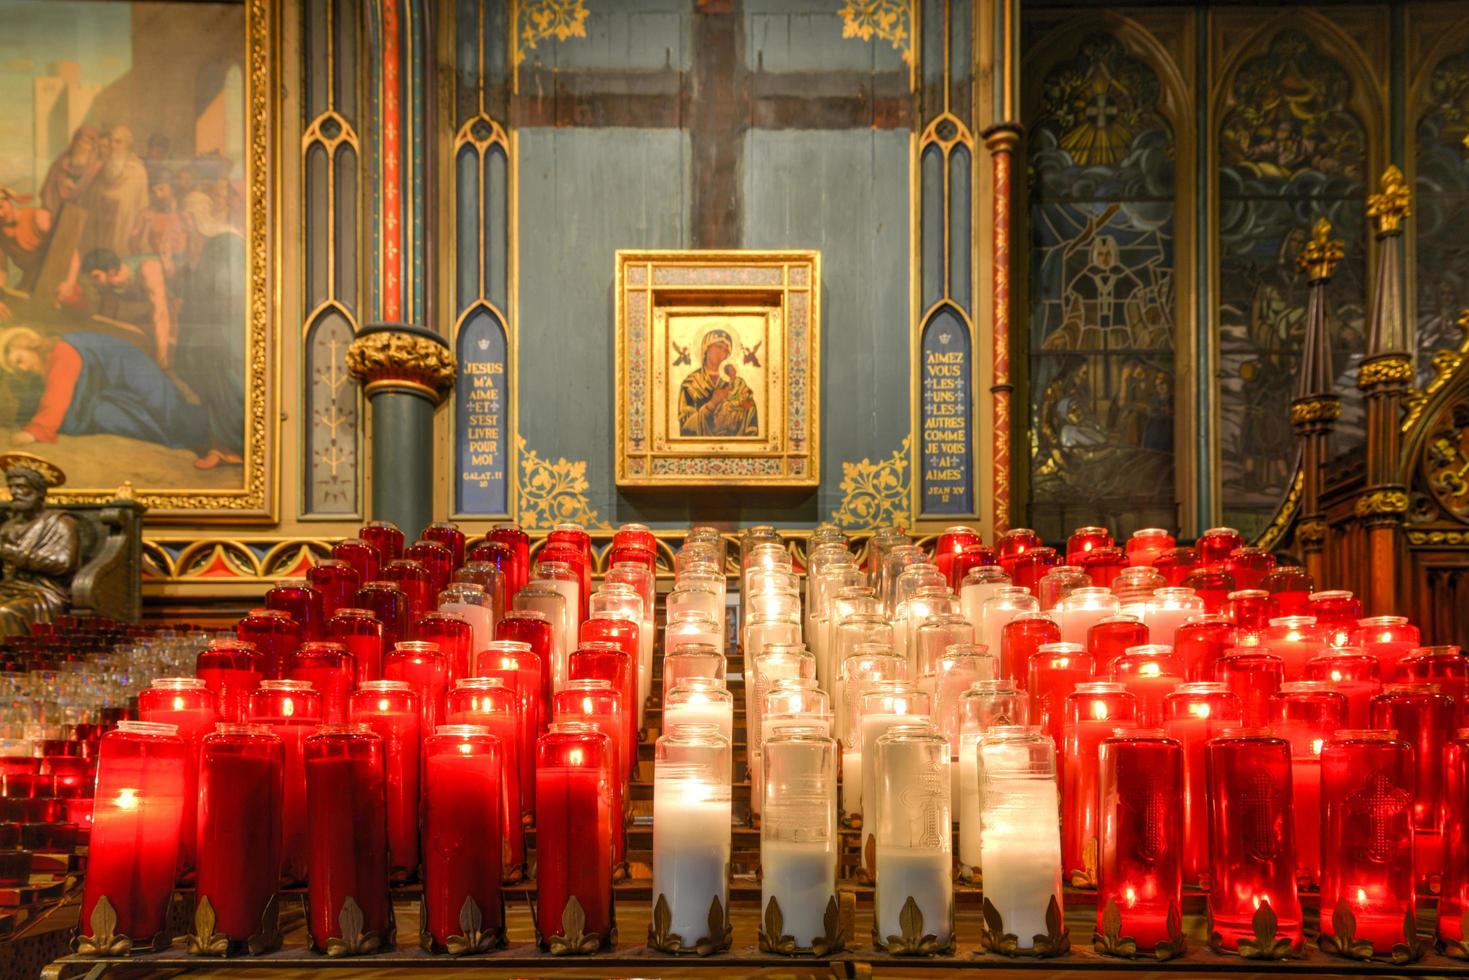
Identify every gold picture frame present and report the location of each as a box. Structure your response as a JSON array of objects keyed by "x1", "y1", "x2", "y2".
[
  {"x1": 0, "y1": 0, "x2": 277, "y2": 521},
  {"x1": 615, "y1": 250, "x2": 820, "y2": 488}
]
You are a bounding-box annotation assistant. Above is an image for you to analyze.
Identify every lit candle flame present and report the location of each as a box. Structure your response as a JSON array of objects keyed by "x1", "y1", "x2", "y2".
[
  {"x1": 1090, "y1": 700, "x2": 1109, "y2": 721},
  {"x1": 172, "y1": 696, "x2": 186, "y2": 712},
  {"x1": 568, "y1": 748, "x2": 584, "y2": 766},
  {"x1": 1189, "y1": 702, "x2": 1211, "y2": 719},
  {"x1": 115, "y1": 787, "x2": 139, "y2": 810},
  {"x1": 282, "y1": 697, "x2": 295, "y2": 718},
  {"x1": 377, "y1": 698, "x2": 390, "y2": 712}
]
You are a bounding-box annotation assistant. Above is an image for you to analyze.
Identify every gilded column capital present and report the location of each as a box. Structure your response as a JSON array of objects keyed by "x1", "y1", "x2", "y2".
[
  {"x1": 1289, "y1": 394, "x2": 1341, "y2": 428},
  {"x1": 346, "y1": 323, "x2": 456, "y2": 403},
  {"x1": 1366, "y1": 165, "x2": 1411, "y2": 235},
  {"x1": 981, "y1": 123, "x2": 1023, "y2": 154},
  {"x1": 1356, "y1": 353, "x2": 1414, "y2": 391},
  {"x1": 1354, "y1": 487, "x2": 1410, "y2": 523},
  {"x1": 1296, "y1": 518, "x2": 1328, "y2": 548},
  {"x1": 1297, "y1": 217, "x2": 1345, "y2": 282}
]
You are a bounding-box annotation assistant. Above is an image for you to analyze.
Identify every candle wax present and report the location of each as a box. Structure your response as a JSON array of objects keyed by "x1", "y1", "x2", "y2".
[
  {"x1": 761, "y1": 839, "x2": 834, "y2": 946},
  {"x1": 874, "y1": 846, "x2": 953, "y2": 946}
]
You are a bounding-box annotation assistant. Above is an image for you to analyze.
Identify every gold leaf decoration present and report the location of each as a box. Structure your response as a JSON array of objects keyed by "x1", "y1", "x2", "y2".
[
  {"x1": 880, "y1": 895, "x2": 948, "y2": 956},
  {"x1": 518, "y1": 0, "x2": 589, "y2": 62},
  {"x1": 838, "y1": 0, "x2": 913, "y2": 65},
  {"x1": 978, "y1": 896, "x2": 1019, "y2": 956},
  {"x1": 758, "y1": 895, "x2": 798, "y2": 956},
  {"x1": 1030, "y1": 894, "x2": 1071, "y2": 958},
  {"x1": 1069, "y1": 837, "x2": 1098, "y2": 888},
  {"x1": 1235, "y1": 898, "x2": 1295, "y2": 960},
  {"x1": 694, "y1": 894, "x2": 731, "y2": 957},
  {"x1": 517, "y1": 435, "x2": 611, "y2": 531},
  {"x1": 74, "y1": 895, "x2": 133, "y2": 957},
  {"x1": 811, "y1": 895, "x2": 845, "y2": 957},
  {"x1": 978, "y1": 895, "x2": 1067, "y2": 959},
  {"x1": 860, "y1": 832, "x2": 877, "y2": 885},
  {"x1": 186, "y1": 895, "x2": 230, "y2": 957},
  {"x1": 247, "y1": 893, "x2": 282, "y2": 956},
  {"x1": 324, "y1": 896, "x2": 381, "y2": 957},
  {"x1": 1154, "y1": 898, "x2": 1187, "y2": 962},
  {"x1": 1318, "y1": 898, "x2": 1376, "y2": 961},
  {"x1": 445, "y1": 894, "x2": 503, "y2": 956},
  {"x1": 831, "y1": 436, "x2": 912, "y2": 531},
  {"x1": 548, "y1": 894, "x2": 602, "y2": 956},
  {"x1": 646, "y1": 892, "x2": 682, "y2": 953},
  {"x1": 1390, "y1": 905, "x2": 1423, "y2": 965},
  {"x1": 1440, "y1": 908, "x2": 1469, "y2": 959},
  {"x1": 1092, "y1": 898, "x2": 1137, "y2": 958}
]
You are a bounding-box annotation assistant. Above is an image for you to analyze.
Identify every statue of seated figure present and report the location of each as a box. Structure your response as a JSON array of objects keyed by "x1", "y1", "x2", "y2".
[{"x1": 0, "y1": 453, "x2": 79, "y2": 637}]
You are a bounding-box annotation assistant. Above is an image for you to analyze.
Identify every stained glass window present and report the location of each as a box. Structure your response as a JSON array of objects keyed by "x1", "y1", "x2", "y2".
[
  {"x1": 1414, "y1": 47, "x2": 1469, "y2": 377},
  {"x1": 1027, "y1": 33, "x2": 1178, "y2": 541}
]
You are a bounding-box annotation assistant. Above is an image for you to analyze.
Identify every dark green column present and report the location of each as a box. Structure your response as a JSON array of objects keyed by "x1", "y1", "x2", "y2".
[{"x1": 346, "y1": 323, "x2": 455, "y2": 538}]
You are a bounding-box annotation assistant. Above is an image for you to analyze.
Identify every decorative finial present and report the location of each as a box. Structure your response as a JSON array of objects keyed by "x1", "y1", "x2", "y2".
[
  {"x1": 1297, "y1": 217, "x2": 1345, "y2": 281},
  {"x1": 1366, "y1": 165, "x2": 1411, "y2": 234},
  {"x1": 114, "y1": 481, "x2": 135, "y2": 502}
]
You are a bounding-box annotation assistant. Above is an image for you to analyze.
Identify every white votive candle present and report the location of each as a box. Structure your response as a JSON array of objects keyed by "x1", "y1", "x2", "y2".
[
  {"x1": 761, "y1": 839, "x2": 834, "y2": 946},
  {"x1": 875, "y1": 846, "x2": 953, "y2": 945}
]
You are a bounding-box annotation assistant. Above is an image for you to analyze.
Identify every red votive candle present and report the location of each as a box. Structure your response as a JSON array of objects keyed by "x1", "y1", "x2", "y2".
[
  {"x1": 328, "y1": 607, "x2": 385, "y2": 684},
  {"x1": 1174, "y1": 614, "x2": 1234, "y2": 681},
  {"x1": 1223, "y1": 590, "x2": 1272, "y2": 631},
  {"x1": 1111, "y1": 645, "x2": 1185, "y2": 727},
  {"x1": 353, "y1": 581, "x2": 410, "y2": 652},
  {"x1": 535, "y1": 722, "x2": 615, "y2": 951},
  {"x1": 613, "y1": 522, "x2": 657, "y2": 554},
  {"x1": 1012, "y1": 546, "x2": 1060, "y2": 596},
  {"x1": 1153, "y1": 546, "x2": 1197, "y2": 587},
  {"x1": 1259, "y1": 616, "x2": 1326, "y2": 679},
  {"x1": 265, "y1": 579, "x2": 325, "y2": 642},
  {"x1": 332, "y1": 538, "x2": 381, "y2": 586},
  {"x1": 1097, "y1": 731, "x2": 1184, "y2": 952},
  {"x1": 1270, "y1": 681, "x2": 1347, "y2": 889},
  {"x1": 287, "y1": 641, "x2": 356, "y2": 724},
  {"x1": 384, "y1": 641, "x2": 450, "y2": 747},
  {"x1": 1397, "y1": 645, "x2": 1469, "y2": 726},
  {"x1": 548, "y1": 523, "x2": 594, "y2": 600},
  {"x1": 1164, "y1": 682, "x2": 1242, "y2": 887},
  {"x1": 1087, "y1": 615, "x2": 1148, "y2": 676},
  {"x1": 413, "y1": 612, "x2": 473, "y2": 683},
  {"x1": 953, "y1": 544, "x2": 997, "y2": 589},
  {"x1": 477, "y1": 641, "x2": 545, "y2": 812},
  {"x1": 1351, "y1": 616, "x2": 1421, "y2": 677},
  {"x1": 1182, "y1": 566, "x2": 1235, "y2": 614},
  {"x1": 307, "y1": 559, "x2": 360, "y2": 618},
  {"x1": 1002, "y1": 613, "x2": 1060, "y2": 689},
  {"x1": 138, "y1": 677, "x2": 217, "y2": 883},
  {"x1": 1319, "y1": 730, "x2": 1417, "y2": 957},
  {"x1": 1373, "y1": 683, "x2": 1452, "y2": 888},
  {"x1": 1304, "y1": 651, "x2": 1381, "y2": 728},
  {"x1": 1205, "y1": 731, "x2": 1302, "y2": 955},
  {"x1": 195, "y1": 723, "x2": 283, "y2": 948},
  {"x1": 553, "y1": 680, "x2": 626, "y2": 873},
  {"x1": 420, "y1": 521, "x2": 467, "y2": 569},
  {"x1": 236, "y1": 608, "x2": 301, "y2": 681},
  {"x1": 570, "y1": 640, "x2": 638, "y2": 779},
  {"x1": 607, "y1": 543, "x2": 657, "y2": 577},
  {"x1": 423, "y1": 725, "x2": 505, "y2": 952},
  {"x1": 1216, "y1": 650, "x2": 1284, "y2": 727},
  {"x1": 196, "y1": 638, "x2": 263, "y2": 724},
  {"x1": 541, "y1": 541, "x2": 590, "y2": 624},
  {"x1": 360, "y1": 520, "x2": 405, "y2": 562},
  {"x1": 935, "y1": 525, "x2": 983, "y2": 590},
  {"x1": 1080, "y1": 546, "x2": 1129, "y2": 590},
  {"x1": 1066, "y1": 525, "x2": 1113, "y2": 566},
  {"x1": 497, "y1": 610, "x2": 555, "y2": 706},
  {"x1": 1028, "y1": 642, "x2": 1091, "y2": 755},
  {"x1": 383, "y1": 559, "x2": 435, "y2": 618},
  {"x1": 1307, "y1": 590, "x2": 1363, "y2": 648},
  {"x1": 1262, "y1": 565, "x2": 1312, "y2": 617},
  {"x1": 1197, "y1": 527, "x2": 1244, "y2": 568},
  {"x1": 1438, "y1": 731, "x2": 1469, "y2": 952},
  {"x1": 996, "y1": 527, "x2": 1043, "y2": 577},
  {"x1": 1062, "y1": 681, "x2": 1137, "y2": 885},
  {"x1": 1126, "y1": 528, "x2": 1174, "y2": 567},
  {"x1": 446, "y1": 678, "x2": 525, "y2": 877},
  {"x1": 79, "y1": 721, "x2": 188, "y2": 951},
  {"x1": 481, "y1": 524, "x2": 528, "y2": 595},
  {"x1": 406, "y1": 539, "x2": 455, "y2": 599},
  {"x1": 248, "y1": 679, "x2": 322, "y2": 885},
  {"x1": 349, "y1": 680, "x2": 420, "y2": 881},
  {"x1": 304, "y1": 725, "x2": 391, "y2": 953},
  {"x1": 1224, "y1": 547, "x2": 1275, "y2": 592}
]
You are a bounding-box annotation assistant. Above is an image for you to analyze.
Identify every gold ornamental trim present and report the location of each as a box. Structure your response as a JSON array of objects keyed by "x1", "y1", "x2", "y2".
[
  {"x1": 1358, "y1": 354, "x2": 1414, "y2": 389},
  {"x1": 1296, "y1": 518, "x2": 1328, "y2": 546},
  {"x1": 1367, "y1": 165, "x2": 1412, "y2": 235},
  {"x1": 1407, "y1": 529, "x2": 1469, "y2": 546},
  {"x1": 873, "y1": 895, "x2": 954, "y2": 957},
  {"x1": 346, "y1": 330, "x2": 456, "y2": 403},
  {"x1": 1355, "y1": 488, "x2": 1410, "y2": 518},
  {"x1": 1298, "y1": 217, "x2": 1345, "y2": 281},
  {"x1": 1403, "y1": 308, "x2": 1469, "y2": 434},
  {"x1": 1290, "y1": 396, "x2": 1341, "y2": 426},
  {"x1": 977, "y1": 894, "x2": 1069, "y2": 958}
]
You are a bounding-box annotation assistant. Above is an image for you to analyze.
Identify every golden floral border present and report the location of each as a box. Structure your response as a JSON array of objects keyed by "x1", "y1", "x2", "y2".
[
  {"x1": 830, "y1": 435, "x2": 913, "y2": 531},
  {"x1": 516, "y1": 435, "x2": 611, "y2": 531},
  {"x1": 839, "y1": 0, "x2": 914, "y2": 65}
]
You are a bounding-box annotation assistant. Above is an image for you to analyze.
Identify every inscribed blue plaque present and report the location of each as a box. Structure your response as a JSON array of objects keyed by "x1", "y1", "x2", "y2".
[
  {"x1": 455, "y1": 307, "x2": 509, "y2": 515},
  {"x1": 920, "y1": 307, "x2": 973, "y2": 515}
]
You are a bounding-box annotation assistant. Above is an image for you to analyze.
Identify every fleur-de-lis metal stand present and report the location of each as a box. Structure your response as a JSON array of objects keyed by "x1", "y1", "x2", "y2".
[
  {"x1": 757, "y1": 895, "x2": 845, "y2": 957},
  {"x1": 977, "y1": 894, "x2": 1070, "y2": 958}
]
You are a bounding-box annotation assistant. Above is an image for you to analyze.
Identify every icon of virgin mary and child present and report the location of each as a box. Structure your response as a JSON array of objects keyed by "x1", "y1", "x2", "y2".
[{"x1": 676, "y1": 326, "x2": 759, "y2": 438}]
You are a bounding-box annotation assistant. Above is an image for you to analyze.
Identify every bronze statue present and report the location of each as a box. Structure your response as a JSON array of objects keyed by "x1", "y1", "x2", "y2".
[{"x1": 0, "y1": 453, "x2": 78, "y2": 636}]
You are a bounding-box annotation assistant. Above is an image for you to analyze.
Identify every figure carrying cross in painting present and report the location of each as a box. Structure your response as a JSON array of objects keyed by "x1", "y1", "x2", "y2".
[{"x1": 676, "y1": 326, "x2": 759, "y2": 438}]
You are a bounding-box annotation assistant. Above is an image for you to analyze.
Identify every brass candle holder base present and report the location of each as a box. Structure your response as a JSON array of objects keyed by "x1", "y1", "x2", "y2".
[
  {"x1": 416, "y1": 896, "x2": 508, "y2": 955},
  {"x1": 72, "y1": 895, "x2": 170, "y2": 957},
  {"x1": 317, "y1": 896, "x2": 392, "y2": 957},
  {"x1": 1205, "y1": 900, "x2": 1301, "y2": 960},
  {"x1": 757, "y1": 895, "x2": 846, "y2": 956},
  {"x1": 1091, "y1": 897, "x2": 1186, "y2": 961},
  {"x1": 976, "y1": 894, "x2": 1070, "y2": 958},
  {"x1": 872, "y1": 895, "x2": 955, "y2": 956},
  {"x1": 185, "y1": 894, "x2": 283, "y2": 957},
  {"x1": 541, "y1": 895, "x2": 615, "y2": 955},
  {"x1": 647, "y1": 893, "x2": 732, "y2": 956},
  {"x1": 1317, "y1": 900, "x2": 1423, "y2": 965}
]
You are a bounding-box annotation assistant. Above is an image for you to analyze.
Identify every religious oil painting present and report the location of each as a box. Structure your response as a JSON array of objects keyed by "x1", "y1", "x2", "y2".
[
  {"x1": 616, "y1": 251, "x2": 819, "y2": 488},
  {"x1": 0, "y1": 0, "x2": 272, "y2": 517}
]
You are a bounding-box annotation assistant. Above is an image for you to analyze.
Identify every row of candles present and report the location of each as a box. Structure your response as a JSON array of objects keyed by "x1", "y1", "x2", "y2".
[{"x1": 68, "y1": 518, "x2": 1469, "y2": 962}]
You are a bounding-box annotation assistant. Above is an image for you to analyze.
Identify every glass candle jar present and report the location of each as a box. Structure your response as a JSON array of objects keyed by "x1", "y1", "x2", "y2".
[
  {"x1": 1087, "y1": 615, "x2": 1148, "y2": 676},
  {"x1": 1260, "y1": 616, "x2": 1327, "y2": 679},
  {"x1": 138, "y1": 677, "x2": 216, "y2": 883},
  {"x1": 548, "y1": 525, "x2": 594, "y2": 613},
  {"x1": 1062, "y1": 681, "x2": 1137, "y2": 884},
  {"x1": 413, "y1": 612, "x2": 473, "y2": 684},
  {"x1": 1438, "y1": 731, "x2": 1469, "y2": 954},
  {"x1": 497, "y1": 607, "x2": 556, "y2": 709},
  {"x1": 1163, "y1": 682, "x2": 1242, "y2": 887},
  {"x1": 1319, "y1": 730, "x2": 1417, "y2": 957},
  {"x1": 1262, "y1": 565, "x2": 1314, "y2": 617},
  {"x1": 927, "y1": 644, "x2": 994, "y2": 749},
  {"x1": 933, "y1": 526, "x2": 982, "y2": 589},
  {"x1": 1113, "y1": 565, "x2": 1167, "y2": 605},
  {"x1": 79, "y1": 721, "x2": 187, "y2": 951},
  {"x1": 667, "y1": 610, "x2": 724, "y2": 658},
  {"x1": 541, "y1": 546, "x2": 591, "y2": 625},
  {"x1": 384, "y1": 641, "x2": 450, "y2": 745},
  {"x1": 959, "y1": 566, "x2": 1012, "y2": 634},
  {"x1": 1215, "y1": 650, "x2": 1284, "y2": 727},
  {"x1": 1373, "y1": 684, "x2": 1453, "y2": 887},
  {"x1": 307, "y1": 559, "x2": 360, "y2": 619},
  {"x1": 996, "y1": 527, "x2": 1043, "y2": 577},
  {"x1": 1152, "y1": 547, "x2": 1197, "y2": 587},
  {"x1": 328, "y1": 608, "x2": 385, "y2": 684},
  {"x1": 352, "y1": 581, "x2": 410, "y2": 652},
  {"x1": 1036, "y1": 564, "x2": 1088, "y2": 612},
  {"x1": 838, "y1": 649, "x2": 908, "y2": 822},
  {"x1": 359, "y1": 520, "x2": 405, "y2": 562},
  {"x1": 383, "y1": 558, "x2": 435, "y2": 618},
  {"x1": 1351, "y1": 616, "x2": 1421, "y2": 677},
  {"x1": 348, "y1": 680, "x2": 420, "y2": 881},
  {"x1": 236, "y1": 608, "x2": 301, "y2": 681},
  {"x1": 978, "y1": 738, "x2": 1063, "y2": 952},
  {"x1": 753, "y1": 681, "x2": 829, "y2": 820},
  {"x1": 332, "y1": 538, "x2": 381, "y2": 586},
  {"x1": 464, "y1": 548, "x2": 515, "y2": 599},
  {"x1": 1056, "y1": 587, "x2": 1122, "y2": 649},
  {"x1": 761, "y1": 726, "x2": 837, "y2": 951},
  {"x1": 195, "y1": 723, "x2": 284, "y2": 951},
  {"x1": 445, "y1": 679, "x2": 525, "y2": 878},
  {"x1": 570, "y1": 641, "x2": 638, "y2": 779},
  {"x1": 1126, "y1": 528, "x2": 1175, "y2": 567},
  {"x1": 1204, "y1": 731, "x2": 1302, "y2": 955},
  {"x1": 1065, "y1": 524, "x2": 1112, "y2": 567},
  {"x1": 859, "y1": 685, "x2": 930, "y2": 854},
  {"x1": 1224, "y1": 547, "x2": 1276, "y2": 592},
  {"x1": 265, "y1": 580, "x2": 325, "y2": 642},
  {"x1": 666, "y1": 682, "x2": 735, "y2": 749},
  {"x1": 1096, "y1": 731, "x2": 1184, "y2": 954},
  {"x1": 955, "y1": 711, "x2": 1029, "y2": 880},
  {"x1": 1398, "y1": 646, "x2": 1469, "y2": 726},
  {"x1": 304, "y1": 725, "x2": 391, "y2": 954},
  {"x1": 913, "y1": 614, "x2": 974, "y2": 686},
  {"x1": 440, "y1": 580, "x2": 501, "y2": 654},
  {"x1": 1028, "y1": 642, "x2": 1092, "y2": 752},
  {"x1": 1197, "y1": 527, "x2": 1245, "y2": 568},
  {"x1": 750, "y1": 646, "x2": 817, "y2": 802},
  {"x1": 286, "y1": 641, "x2": 355, "y2": 724},
  {"x1": 1224, "y1": 589, "x2": 1273, "y2": 631},
  {"x1": 1081, "y1": 547, "x2": 1130, "y2": 592},
  {"x1": 1174, "y1": 615, "x2": 1235, "y2": 681},
  {"x1": 419, "y1": 521, "x2": 467, "y2": 568},
  {"x1": 195, "y1": 638, "x2": 264, "y2": 725},
  {"x1": 1000, "y1": 612, "x2": 1059, "y2": 689},
  {"x1": 873, "y1": 723, "x2": 952, "y2": 953},
  {"x1": 553, "y1": 680, "x2": 626, "y2": 873},
  {"x1": 1110, "y1": 646, "x2": 1185, "y2": 728},
  {"x1": 486, "y1": 524, "x2": 530, "y2": 597},
  {"x1": 1182, "y1": 566, "x2": 1235, "y2": 614},
  {"x1": 1012, "y1": 546, "x2": 1061, "y2": 597},
  {"x1": 479, "y1": 635, "x2": 548, "y2": 740},
  {"x1": 422, "y1": 725, "x2": 506, "y2": 953},
  {"x1": 1135, "y1": 588, "x2": 1205, "y2": 650},
  {"x1": 652, "y1": 724, "x2": 733, "y2": 952},
  {"x1": 1304, "y1": 650, "x2": 1381, "y2": 728},
  {"x1": 248, "y1": 679, "x2": 322, "y2": 885},
  {"x1": 1307, "y1": 591, "x2": 1363, "y2": 648},
  {"x1": 1270, "y1": 681, "x2": 1347, "y2": 888},
  {"x1": 535, "y1": 722, "x2": 615, "y2": 952},
  {"x1": 662, "y1": 644, "x2": 727, "y2": 703}
]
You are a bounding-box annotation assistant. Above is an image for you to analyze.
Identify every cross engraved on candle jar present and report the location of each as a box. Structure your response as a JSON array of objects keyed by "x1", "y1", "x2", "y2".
[
  {"x1": 900, "y1": 756, "x2": 948, "y2": 849},
  {"x1": 1347, "y1": 770, "x2": 1412, "y2": 865},
  {"x1": 1241, "y1": 769, "x2": 1285, "y2": 863},
  {"x1": 1125, "y1": 772, "x2": 1173, "y2": 865}
]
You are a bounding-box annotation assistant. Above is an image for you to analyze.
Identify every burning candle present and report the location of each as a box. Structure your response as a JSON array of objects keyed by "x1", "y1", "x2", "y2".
[
  {"x1": 1134, "y1": 587, "x2": 1204, "y2": 649},
  {"x1": 348, "y1": 680, "x2": 420, "y2": 881},
  {"x1": 422, "y1": 725, "x2": 506, "y2": 953},
  {"x1": 535, "y1": 723, "x2": 615, "y2": 952},
  {"x1": 1204, "y1": 732, "x2": 1302, "y2": 956},
  {"x1": 236, "y1": 608, "x2": 301, "y2": 681},
  {"x1": 383, "y1": 558, "x2": 435, "y2": 618},
  {"x1": 486, "y1": 523, "x2": 530, "y2": 598},
  {"x1": 1001, "y1": 613, "x2": 1059, "y2": 689},
  {"x1": 1215, "y1": 650, "x2": 1284, "y2": 727},
  {"x1": 1373, "y1": 684, "x2": 1453, "y2": 888},
  {"x1": 934, "y1": 525, "x2": 983, "y2": 589},
  {"x1": 332, "y1": 537, "x2": 381, "y2": 585},
  {"x1": 1351, "y1": 616, "x2": 1420, "y2": 677},
  {"x1": 662, "y1": 643, "x2": 727, "y2": 703},
  {"x1": 1096, "y1": 731, "x2": 1184, "y2": 954},
  {"x1": 760, "y1": 726, "x2": 837, "y2": 950},
  {"x1": 1174, "y1": 614, "x2": 1235, "y2": 680},
  {"x1": 1012, "y1": 547, "x2": 1060, "y2": 596},
  {"x1": 384, "y1": 640, "x2": 450, "y2": 746},
  {"x1": 1126, "y1": 528, "x2": 1175, "y2": 567},
  {"x1": 419, "y1": 521, "x2": 467, "y2": 568},
  {"x1": 570, "y1": 640, "x2": 638, "y2": 780},
  {"x1": 982, "y1": 587, "x2": 1041, "y2": 681},
  {"x1": 1438, "y1": 731, "x2": 1469, "y2": 953},
  {"x1": 964, "y1": 723, "x2": 1044, "y2": 882},
  {"x1": 1067, "y1": 525, "x2": 1115, "y2": 566},
  {"x1": 978, "y1": 737, "x2": 1063, "y2": 951},
  {"x1": 137, "y1": 677, "x2": 216, "y2": 883},
  {"x1": 304, "y1": 726, "x2": 391, "y2": 954},
  {"x1": 479, "y1": 636, "x2": 548, "y2": 740},
  {"x1": 666, "y1": 681, "x2": 734, "y2": 747},
  {"x1": 1269, "y1": 681, "x2": 1346, "y2": 889},
  {"x1": 1223, "y1": 589, "x2": 1273, "y2": 631},
  {"x1": 547, "y1": 525, "x2": 594, "y2": 618},
  {"x1": 327, "y1": 607, "x2": 385, "y2": 685},
  {"x1": 413, "y1": 612, "x2": 473, "y2": 684},
  {"x1": 1319, "y1": 730, "x2": 1417, "y2": 958},
  {"x1": 1397, "y1": 645, "x2": 1469, "y2": 726},
  {"x1": 195, "y1": 723, "x2": 283, "y2": 951},
  {"x1": 1224, "y1": 546, "x2": 1275, "y2": 592},
  {"x1": 1110, "y1": 645, "x2": 1184, "y2": 727},
  {"x1": 1307, "y1": 590, "x2": 1362, "y2": 648},
  {"x1": 1304, "y1": 650, "x2": 1381, "y2": 728},
  {"x1": 496, "y1": 609, "x2": 555, "y2": 716},
  {"x1": 859, "y1": 685, "x2": 930, "y2": 859},
  {"x1": 446, "y1": 678, "x2": 525, "y2": 879},
  {"x1": 1197, "y1": 527, "x2": 1244, "y2": 568},
  {"x1": 359, "y1": 519, "x2": 404, "y2": 562},
  {"x1": 554, "y1": 679, "x2": 627, "y2": 874},
  {"x1": 652, "y1": 724, "x2": 733, "y2": 951},
  {"x1": 1163, "y1": 682, "x2": 1241, "y2": 887},
  {"x1": 1181, "y1": 566, "x2": 1235, "y2": 614},
  {"x1": 1260, "y1": 616, "x2": 1326, "y2": 679},
  {"x1": 960, "y1": 566, "x2": 1012, "y2": 634},
  {"x1": 266, "y1": 580, "x2": 325, "y2": 641},
  {"x1": 79, "y1": 721, "x2": 187, "y2": 951},
  {"x1": 996, "y1": 527, "x2": 1043, "y2": 577},
  {"x1": 1087, "y1": 615, "x2": 1148, "y2": 676},
  {"x1": 1263, "y1": 564, "x2": 1313, "y2": 618},
  {"x1": 248, "y1": 679, "x2": 322, "y2": 885},
  {"x1": 286, "y1": 641, "x2": 355, "y2": 724},
  {"x1": 195, "y1": 638, "x2": 264, "y2": 724},
  {"x1": 1152, "y1": 547, "x2": 1197, "y2": 587},
  {"x1": 838, "y1": 648, "x2": 907, "y2": 823},
  {"x1": 307, "y1": 559, "x2": 360, "y2": 619},
  {"x1": 1062, "y1": 681, "x2": 1137, "y2": 884},
  {"x1": 873, "y1": 723, "x2": 952, "y2": 953},
  {"x1": 1080, "y1": 547, "x2": 1129, "y2": 591},
  {"x1": 1027, "y1": 642, "x2": 1091, "y2": 754},
  {"x1": 352, "y1": 581, "x2": 410, "y2": 651}
]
